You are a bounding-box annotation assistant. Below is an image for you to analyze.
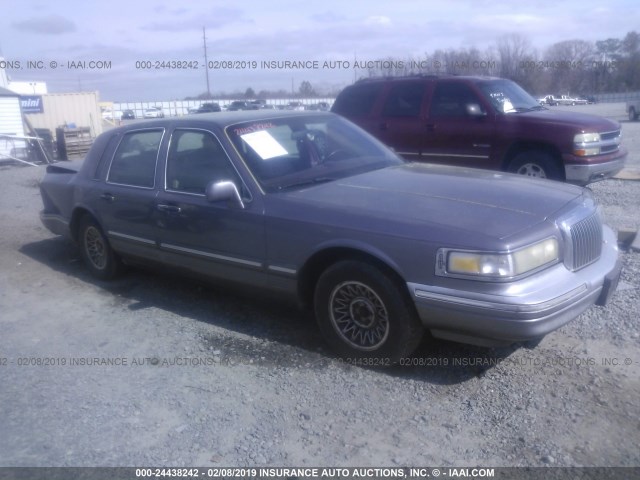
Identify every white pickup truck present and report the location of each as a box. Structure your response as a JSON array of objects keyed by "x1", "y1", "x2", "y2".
[{"x1": 542, "y1": 95, "x2": 587, "y2": 106}]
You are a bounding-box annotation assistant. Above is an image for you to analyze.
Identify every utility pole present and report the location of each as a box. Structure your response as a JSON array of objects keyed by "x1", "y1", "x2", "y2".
[{"x1": 203, "y1": 27, "x2": 211, "y2": 98}]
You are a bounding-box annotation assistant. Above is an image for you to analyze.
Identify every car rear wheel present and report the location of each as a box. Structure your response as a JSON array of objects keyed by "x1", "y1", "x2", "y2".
[
  {"x1": 507, "y1": 151, "x2": 563, "y2": 181},
  {"x1": 78, "y1": 216, "x2": 122, "y2": 280},
  {"x1": 314, "y1": 260, "x2": 424, "y2": 364}
]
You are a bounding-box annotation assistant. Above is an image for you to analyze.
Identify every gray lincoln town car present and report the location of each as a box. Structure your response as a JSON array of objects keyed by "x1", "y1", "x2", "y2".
[{"x1": 39, "y1": 110, "x2": 621, "y2": 363}]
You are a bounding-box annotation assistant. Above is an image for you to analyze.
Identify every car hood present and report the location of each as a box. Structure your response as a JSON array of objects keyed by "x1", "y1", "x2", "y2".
[
  {"x1": 507, "y1": 109, "x2": 620, "y2": 132},
  {"x1": 279, "y1": 163, "x2": 584, "y2": 242}
]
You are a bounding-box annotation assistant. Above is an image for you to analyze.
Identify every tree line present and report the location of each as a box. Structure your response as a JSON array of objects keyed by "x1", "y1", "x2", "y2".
[
  {"x1": 187, "y1": 31, "x2": 640, "y2": 99},
  {"x1": 357, "y1": 31, "x2": 640, "y2": 96}
]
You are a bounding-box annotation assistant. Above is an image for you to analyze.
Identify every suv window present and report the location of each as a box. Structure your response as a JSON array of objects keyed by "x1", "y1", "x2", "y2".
[
  {"x1": 107, "y1": 130, "x2": 163, "y2": 187},
  {"x1": 165, "y1": 130, "x2": 240, "y2": 194},
  {"x1": 382, "y1": 83, "x2": 425, "y2": 117},
  {"x1": 430, "y1": 82, "x2": 483, "y2": 118},
  {"x1": 333, "y1": 83, "x2": 383, "y2": 117}
]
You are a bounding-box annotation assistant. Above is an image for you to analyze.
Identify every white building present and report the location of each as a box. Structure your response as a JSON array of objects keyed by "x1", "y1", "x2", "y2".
[{"x1": 0, "y1": 86, "x2": 26, "y2": 161}]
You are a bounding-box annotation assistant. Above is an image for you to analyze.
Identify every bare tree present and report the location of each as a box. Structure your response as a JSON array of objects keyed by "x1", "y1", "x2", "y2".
[
  {"x1": 544, "y1": 40, "x2": 595, "y2": 94},
  {"x1": 495, "y1": 33, "x2": 537, "y2": 89}
]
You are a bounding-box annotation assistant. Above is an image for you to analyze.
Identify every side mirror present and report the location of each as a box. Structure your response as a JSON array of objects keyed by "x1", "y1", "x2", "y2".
[
  {"x1": 205, "y1": 180, "x2": 245, "y2": 209},
  {"x1": 466, "y1": 103, "x2": 486, "y2": 117}
]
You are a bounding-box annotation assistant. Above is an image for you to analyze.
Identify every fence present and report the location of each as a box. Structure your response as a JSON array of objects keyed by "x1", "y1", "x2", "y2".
[{"x1": 112, "y1": 98, "x2": 335, "y2": 119}]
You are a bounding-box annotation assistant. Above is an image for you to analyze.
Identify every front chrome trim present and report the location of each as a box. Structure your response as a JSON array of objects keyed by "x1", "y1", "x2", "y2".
[
  {"x1": 556, "y1": 204, "x2": 602, "y2": 271},
  {"x1": 412, "y1": 283, "x2": 588, "y2": 314},
  {"x1": 107, "y1": 231, "x2": 156, "y2": 245},
  {"x1": 160, "y1": 242, "x2": 262, "y2": 267}
]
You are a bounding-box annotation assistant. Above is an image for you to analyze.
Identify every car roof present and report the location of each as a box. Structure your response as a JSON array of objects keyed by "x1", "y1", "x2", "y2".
[
  {"x1": 107, "y1": 110, "x2": 335, "y2": 133},
  {"x1": 353, "y1": 74, "x2": 504, "y2": 84}
]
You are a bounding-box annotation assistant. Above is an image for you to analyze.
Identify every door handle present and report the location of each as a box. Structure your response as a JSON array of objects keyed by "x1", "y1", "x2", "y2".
[
  {"x1": 157, "y1": 204, "x2": 182, "y2": 213},
  {"x1": 100, "y1": 193, "x2": 115, "y2": 202}
]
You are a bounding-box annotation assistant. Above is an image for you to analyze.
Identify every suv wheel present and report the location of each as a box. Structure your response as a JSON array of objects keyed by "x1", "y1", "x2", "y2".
[
  {"x1": 507, "y1": 151, "x2": 563, "y2": 181},
  {"x1": 314, "y1": 260, "x2": 424, "y2": 363}
]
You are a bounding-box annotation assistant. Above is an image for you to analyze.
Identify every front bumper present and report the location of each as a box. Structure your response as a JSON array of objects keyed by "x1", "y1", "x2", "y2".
[
  {"x1": 408, "y1": 226, "x2": 621, "y2": 347},
  {"x1": 564, "y1": 152, "x2": 627, "y2": 185}
]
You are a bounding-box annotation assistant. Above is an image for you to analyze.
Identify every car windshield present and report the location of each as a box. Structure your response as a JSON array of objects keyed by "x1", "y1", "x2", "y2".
[
  {"x1": 477, "y1": 79, "x2": 542, "y2": 113},
  {"x1": 226, "y1": 115, "x2": 403, "y2": 192}
]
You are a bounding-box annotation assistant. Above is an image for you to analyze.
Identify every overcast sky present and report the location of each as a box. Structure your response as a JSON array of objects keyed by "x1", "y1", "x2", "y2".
[{"x1": 1, "y1": 0, "x2": 639, "y2": 101}]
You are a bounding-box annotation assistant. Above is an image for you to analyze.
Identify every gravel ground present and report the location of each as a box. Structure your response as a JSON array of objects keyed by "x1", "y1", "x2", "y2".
[{"x1": 0, "y1": 104, "x2": 639, "y2": 469}]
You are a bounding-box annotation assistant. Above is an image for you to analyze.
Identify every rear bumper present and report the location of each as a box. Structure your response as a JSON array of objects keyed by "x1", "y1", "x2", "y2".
[
  {"x1": 40, "y1": 212, "x2": 70, "y2": 237},
  {"x1": 408, "y1": 226, "x2": 621, "y2": 346}
]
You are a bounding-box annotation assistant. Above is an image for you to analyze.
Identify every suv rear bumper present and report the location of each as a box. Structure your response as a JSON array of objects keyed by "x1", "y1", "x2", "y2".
[
  {"x1": 407, "y1": 226, "x2": 621, "y2": 346},
  {"x1": 564, "y1": 152, "x2": 627, "y2": 185}
]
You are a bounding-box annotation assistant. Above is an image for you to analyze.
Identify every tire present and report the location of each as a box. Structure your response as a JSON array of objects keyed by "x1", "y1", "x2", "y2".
[
  {"x1": 314, "y1": 260, "x2": 424, "y2": 364},
  {"x1": 630, "y1": 107, "x2": 638, "y2": 122},
  {"x1": 507, "y1": 151, "x2": 563, "y2": 181},
  {"x1": 78, "y1": 216, "x2": 123, "y2": 280}
]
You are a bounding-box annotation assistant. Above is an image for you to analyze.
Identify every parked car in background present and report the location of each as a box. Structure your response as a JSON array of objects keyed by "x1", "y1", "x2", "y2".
[
  {"x1": 305, "y1": 102, "x2": 331, "y2": 111},
  {"x1": 121, "y1": 109, "x2": 135, "y2": 120},
  {"x1": 101, "y1": 108, "x2": 123, "y2": 121},
  {"x1": 558, "y1": 95, "x2": 587, "y2": 105},
  {"x1": 247, "y1": 99, "x2": 275, "y2": 110},
  {"x1": 286, "y1": 101, "x2": 305, "y2": 111},
  {"x1": 332, "y1": 75, "x2": 627, "y2": 184},
  {"x1": 578, "y1": 96, "x2": 596, "y2": 104},
  {"x1": 143, "y1": 107, "x2": 165, "y2": 118},
  {"x1": 227, "y1": 101, "x2": 254, "y2": 111},
  {"x1": 38, "y1": 111, "x2": 621, "y2": 362},
  {"x1": 627, "y1": 98, "x2": 640, "y2": 121},
  {"x1": 196, "y1": 103, "x2": 222, "y2": 113}
]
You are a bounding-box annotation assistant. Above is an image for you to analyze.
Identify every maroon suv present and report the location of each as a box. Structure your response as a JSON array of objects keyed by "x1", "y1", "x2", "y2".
[{"x1": 332, "y1": 75, "x2": 627, "y2": 184}]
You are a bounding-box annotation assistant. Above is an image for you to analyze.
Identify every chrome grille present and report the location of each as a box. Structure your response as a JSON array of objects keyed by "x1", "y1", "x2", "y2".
[
  {"x1": 564, "y1": 212, "x2": 603, "y2": 271},
  {"x1": 600, "y1": 130, "x2": 620, "y2": 141}
]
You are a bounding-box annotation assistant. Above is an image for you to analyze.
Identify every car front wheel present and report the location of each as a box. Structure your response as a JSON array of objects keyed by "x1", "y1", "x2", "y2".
[
  {"x1": 314, "y1": 260, "x2": 423, "y2": 364},
  {"x1": 78, "y1": 216, "x2": 122, "y2": 280},
  {"x1": 507, "y1": 151, "x2": 563, "y2": 181}
]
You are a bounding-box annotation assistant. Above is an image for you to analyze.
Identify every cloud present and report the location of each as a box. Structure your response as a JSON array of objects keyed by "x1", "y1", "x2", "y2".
[
  {"x1": 12, "y1": 14, "x2": 76, "y2": 34},
  {"x1": 141, "y1": 7, "x2": 246, "y2": 32},
  {"x1": 310, "y1": 12, "x2": 348, "y2": 23},
  {"x1": 364, "y1": 15, "x2": 392, "y2": 26}
]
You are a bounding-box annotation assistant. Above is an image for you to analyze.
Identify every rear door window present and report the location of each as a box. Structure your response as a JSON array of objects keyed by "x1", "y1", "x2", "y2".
[
  {"x1": 382, "y1": 83, "x2": 425, "y2": 117},
  {"x1": 107, "y1": 130, "x2": 163, "y2": 188}
]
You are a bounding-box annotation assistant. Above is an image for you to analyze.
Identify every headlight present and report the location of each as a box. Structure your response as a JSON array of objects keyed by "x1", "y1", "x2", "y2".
[
  {"x1": 574, "y1": 132, "x2": 601, "y2": 156},
  {"x1": 444, "y1": 238, "x2": 559, "y2": 279}
]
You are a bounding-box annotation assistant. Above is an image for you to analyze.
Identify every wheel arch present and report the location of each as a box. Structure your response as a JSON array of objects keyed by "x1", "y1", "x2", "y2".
[
  {"x1": 69, "y1": 207, "x2": 99, "y2": 243},
  {"x1": 501, "y1": 141, "x2": 565, "y2": 180},
  {"x1": 297, "y1": 245, "x2": 408, "y2": 310}
]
